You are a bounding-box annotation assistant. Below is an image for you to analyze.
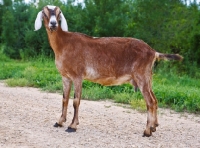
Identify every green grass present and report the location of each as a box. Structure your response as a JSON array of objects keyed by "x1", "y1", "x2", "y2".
[
  {"x1": 0, "y1": 54, "x2": 200, "y2": 113},
  {"x1": 0, "y1": 56, "x2": 62, "y2": 92},
  {"x1": 153, "y1": 74, "x2": 200, "y2": 112}
]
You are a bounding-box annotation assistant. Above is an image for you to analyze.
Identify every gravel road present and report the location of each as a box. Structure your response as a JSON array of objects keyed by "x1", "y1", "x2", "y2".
[{"x1": 0, "y1": 82, "x2": 200, "y2": 148}]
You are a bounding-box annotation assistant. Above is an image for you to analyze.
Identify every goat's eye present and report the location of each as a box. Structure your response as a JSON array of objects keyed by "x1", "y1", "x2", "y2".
[{"x1": 57, "y1": 14, "x2": 60, "y2": 19}]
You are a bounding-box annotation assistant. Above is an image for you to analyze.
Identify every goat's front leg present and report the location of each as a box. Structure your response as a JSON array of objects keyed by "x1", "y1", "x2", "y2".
[
  {"x1": 54, "y1": 77, "x2": 72, "y2": 127},
  {"x1": 66, "y1": 78, "x2": 82, "y2": 132}
]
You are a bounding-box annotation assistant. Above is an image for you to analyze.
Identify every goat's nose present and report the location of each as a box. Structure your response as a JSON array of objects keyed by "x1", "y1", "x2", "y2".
[{"x1": 50, "y1": 21, "x2": 56, "y2": 26}]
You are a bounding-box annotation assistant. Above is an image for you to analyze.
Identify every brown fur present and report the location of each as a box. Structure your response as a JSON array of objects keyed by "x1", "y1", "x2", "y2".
[{"x1": 36, "y1": 6, "x2": 183, "y2": 137}]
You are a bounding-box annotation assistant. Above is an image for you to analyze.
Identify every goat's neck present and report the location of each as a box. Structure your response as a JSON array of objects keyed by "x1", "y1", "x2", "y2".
[{"x1": 46, "y1": 27, "x2": 65, "y2": 57}]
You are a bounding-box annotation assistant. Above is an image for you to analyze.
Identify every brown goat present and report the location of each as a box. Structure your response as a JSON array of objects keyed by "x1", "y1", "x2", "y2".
[{"x1": 35, "y1": 5, "x2": 183, "y2": 137}]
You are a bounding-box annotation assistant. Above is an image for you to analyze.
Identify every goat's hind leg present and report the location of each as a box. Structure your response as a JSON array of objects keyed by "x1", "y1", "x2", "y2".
[
  {"x1": 130, "y1": 79, "x2": 139, "y2": 92},
  {"x1": 54, "y1": 77, "x2": 72, "y2": 127},
  {"x1": 136, "y1": 77, "x2": 158, "y2": 137},
  {"x1": 150, "y1": 90, "x2": 159, "y2": 129},
  {"x1": 142, "y1": 86, "x2": 158, "y2": 137}
]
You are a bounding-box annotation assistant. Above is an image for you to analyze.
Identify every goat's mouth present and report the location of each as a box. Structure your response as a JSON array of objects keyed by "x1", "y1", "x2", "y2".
[{"x1": 50, "y1": 26, "x2": 57, "y2": 31}]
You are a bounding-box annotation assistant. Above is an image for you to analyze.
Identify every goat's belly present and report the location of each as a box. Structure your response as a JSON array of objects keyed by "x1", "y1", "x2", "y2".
[{"x1": 85, "y1": 74, "x2": 132, "y2": 86}]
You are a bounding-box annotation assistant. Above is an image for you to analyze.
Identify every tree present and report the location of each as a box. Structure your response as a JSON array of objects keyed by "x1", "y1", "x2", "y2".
[
  {"x1": 83, "y1": 0, "x2": 131, "y2": 37},
  {"x1": 1, "y1": 6, "x2": 16, "y2": 57},
  {"x1": 0, "y1": 3, "x2": 3, "y2": 44}
]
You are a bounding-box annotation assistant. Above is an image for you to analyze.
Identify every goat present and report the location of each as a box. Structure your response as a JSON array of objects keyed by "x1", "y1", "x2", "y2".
[{"x1": 34, "y1": 5, "x2": 183, "y2": 137}]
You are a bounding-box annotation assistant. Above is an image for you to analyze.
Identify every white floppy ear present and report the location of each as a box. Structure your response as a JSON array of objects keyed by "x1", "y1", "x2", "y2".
[
  {"x1": 60, "y1": 12, "x2": 68, "y2": 31},
  {"x1": 34, "y1": 11, "x2": 43, "y2": 31}
]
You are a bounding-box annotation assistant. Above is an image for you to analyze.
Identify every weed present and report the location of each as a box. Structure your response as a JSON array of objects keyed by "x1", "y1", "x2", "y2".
[
  {"x1": 6, "y1": 78, "x2": 33, "y2": 87},
  {"x1": 130, "y1": 99, "x2": 146, "y2": 112},
  {"x1": 82, "y1": 86, "x2": 114, "y2": 100}
]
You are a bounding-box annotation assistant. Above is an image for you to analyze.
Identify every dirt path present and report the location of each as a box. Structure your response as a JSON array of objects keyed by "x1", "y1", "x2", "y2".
[{"x1": 0, "y1": 82, "x2": 200, "y2": 148}]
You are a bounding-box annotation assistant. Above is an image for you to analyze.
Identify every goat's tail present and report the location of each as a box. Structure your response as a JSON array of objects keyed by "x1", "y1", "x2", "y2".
[{"x1": 155, "y1": 52, "x2": 183, "y2": 61}]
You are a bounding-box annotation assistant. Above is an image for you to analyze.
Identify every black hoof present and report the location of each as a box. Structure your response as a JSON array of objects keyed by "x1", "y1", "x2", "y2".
[
  {"x1": 54, "y1": 122, "x2": 62, "y2": 127},
  {"x1": 65, "y1": 127, "x2": 76, "y2": 133},
  {"x1": 150, "y1": 127, "x2": 156, "y2": 132},
  {"x1": 143, "y1": 130, "x2": 152, "y2": 137},
  {"x1": 142, "y1": 133, "x2": 151, "y2": 137}
]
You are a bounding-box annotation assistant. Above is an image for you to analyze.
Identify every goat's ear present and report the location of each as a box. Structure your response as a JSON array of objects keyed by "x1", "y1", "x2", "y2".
[
  {"x1": 34, "y1": 11, "x2": 43, "y2": 31},
  {"x1": 60, "y1": 12, "x2": 68, "y2": 31}
]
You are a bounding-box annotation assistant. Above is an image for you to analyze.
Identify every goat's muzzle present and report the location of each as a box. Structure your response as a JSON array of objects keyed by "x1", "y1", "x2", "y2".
[{"x1": 50, "y1": 21, "x2": 57, "y2": 31}]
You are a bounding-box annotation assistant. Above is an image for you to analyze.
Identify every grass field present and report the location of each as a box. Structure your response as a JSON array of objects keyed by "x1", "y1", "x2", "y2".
[{"x1": 1, "y1": 54, "x2": 200, "y2": 113}]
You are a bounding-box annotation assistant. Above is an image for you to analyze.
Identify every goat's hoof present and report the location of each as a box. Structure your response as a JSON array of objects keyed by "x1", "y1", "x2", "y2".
[
  {"x1": 54, "y1": 122, "x2": 62, "y2": 127},
  {"x1": 66, "y1": 127, "x2": 76, "y2": 133},
  {"x1": 150, "y1": 126, "x2": 156, "y2": 132},
  {"x1": 143, "y1": 130, "x2": 152, "y2": 137},
  {"x1": 143, "y1": 133, "x2": 152, "y2": 137}
]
